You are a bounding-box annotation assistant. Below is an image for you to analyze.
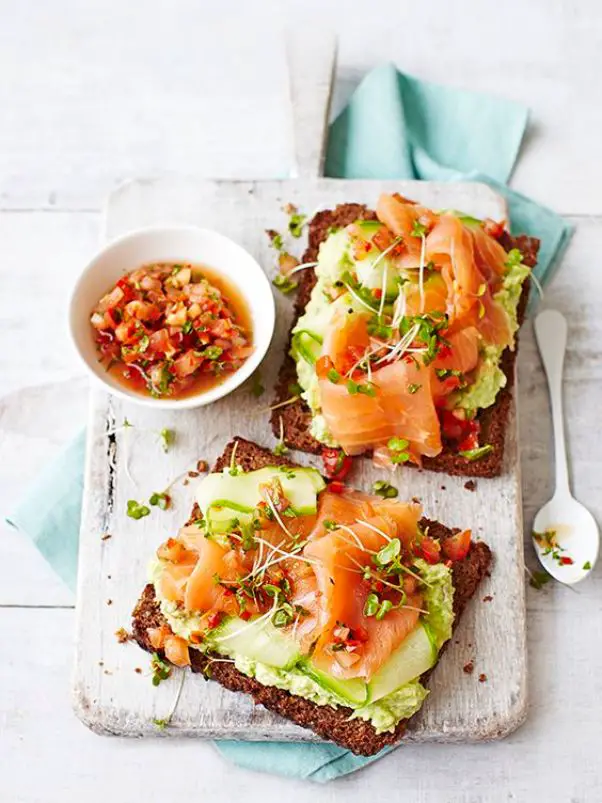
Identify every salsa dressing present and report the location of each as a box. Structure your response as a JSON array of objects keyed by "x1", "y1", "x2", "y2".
[{"x1": 90, "y1": 262, "x2": 253, "y2": 399}]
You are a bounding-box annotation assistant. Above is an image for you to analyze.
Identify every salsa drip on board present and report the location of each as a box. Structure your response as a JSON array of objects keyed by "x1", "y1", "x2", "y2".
[{"x1": 90, "y1": 262, "x2": 253, "y2": 399}]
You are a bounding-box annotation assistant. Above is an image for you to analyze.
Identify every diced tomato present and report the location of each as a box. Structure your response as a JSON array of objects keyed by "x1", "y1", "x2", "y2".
[
  {"x1": 321, "y1": 447, "x2": 353, "y2": 481},
  {"x1": 239, "y1": 610, "x2": 251, "y2": 621},
  {"x1": 125, "y1": 299, "x2": 161, "y2": 322},
  {"x1": 416, "y1": 535, "x2": 441, "y2": 564},
  {"x1": 442, "y1": 529, "x2": 472, "y2": 562},
  {"x1": 115, "y1": 320, "x2": 139, "y2": 344},
  {"x1": 316, "y1": 355, "x2": 335, "y2": 380},
  {"x1": 483, "y1": 218, "x2": 505, "y2": 240},
  {"x1": 98, "y1": 285, "x2": 125, "y2": 312},
  {"x1": 104, "y1": 307, "x2": 121, "y2": 330},
  {"x1": 458, "y1": 431, "x2": 479, "y2": 452},
  {"x1": 207, "y1": 611, "x2": 223, "y2": 630},
  {"x1": 163, "y1": 635, "x2": 191, "y2": 667},
  {"x1": 560, "y1": 556, "x2": 574, "y2": 566},
  {"x1": 439, "y1": 410, "x2": 465, "y2": 441},
  {"x1": 328, "y1": 481, "x2": 346, "y2": 495},
  {"x1": 148, "y1": 328, "x2": 171, "y2": 356},
  {"x1": 172, "y1": 349, "x2": 203, "y2": 379}
]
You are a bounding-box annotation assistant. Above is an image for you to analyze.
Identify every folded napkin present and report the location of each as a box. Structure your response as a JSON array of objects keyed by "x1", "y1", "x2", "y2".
[{"x1": 7, "y1": 62, "x2": 572, "y2": 783}]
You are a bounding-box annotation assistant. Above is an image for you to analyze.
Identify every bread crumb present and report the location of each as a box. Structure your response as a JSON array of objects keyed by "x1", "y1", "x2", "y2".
[
  {"x1": 101, "y1": 533, "x2": 112, "y2": 541},
  {"x1": 188, "y1": 470, "x2": 200, "y2": 478},
  {"x1": 440, "y1": 485, "x2": 446, "y2": 491},
  {"x1": 115, "y1": 627, "x2": 132, "y2": 644},
  {"x1": 283, "y1": 202, "x2": 297, "y2": 215},
  {"x1": 197, "y1": 460, "x2": 209, "y2": 473},
  {"x1": 483, "y1": 595, "x2": 493, "y2": 602},
  {"x1": 463, "y1": 661, "x2": 474, "y2": 675},
  {"x1": 464, "y1": 480, "x2": 477, "y2": 492},
  {"x1": 183, "y1": 478, "x2": 189, "y2": 486},
  {"x1": 134, "y1": 667, "x2": 143, "y2": 674},
  {"x1": 478, "y1": 673, "x2": 488, "y2": 683},
  {"x1": 107, "y1": 599, "x2": 113, "y2": 606},
  {"x1": 103, "y1": 669, "x2": 113, "y2": 676}
]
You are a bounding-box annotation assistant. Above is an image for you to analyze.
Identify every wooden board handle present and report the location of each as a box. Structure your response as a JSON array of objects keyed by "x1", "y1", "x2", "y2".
[{"x1": 286, "y1": 33, "x2": 337, "y2": 179}]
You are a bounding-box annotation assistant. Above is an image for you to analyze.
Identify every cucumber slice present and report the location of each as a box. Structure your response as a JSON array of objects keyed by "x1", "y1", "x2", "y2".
[
  {"x1": 299, "y1": 660, "x2": 368, "y2": 707},
  {"x1": 291, "y1": 330, "x2": 323, "y2": 366},
  {"x1": 367, "y1": 623, "x2": 437, "y2": 704},
  {"x1": 196, "y1": 466, "x2": 326, "y2": 522},
  {"x1": 355, "y1": 220, "x2": 385, "y2": 235},
  {"x1": 206, "y1": 615, "x2": 301, "y2": 670}
]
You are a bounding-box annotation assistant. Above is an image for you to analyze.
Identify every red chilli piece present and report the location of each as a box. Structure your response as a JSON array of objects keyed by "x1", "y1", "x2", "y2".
[
  {"x1": 560, "y1": 556, "x2": 574, "y2": 566},
  {"x1": 206, "y1": 611, "x2": 223, "y2": 630},
  {"x1": 328, "y1": 481, "x2": 346, "y2": 495}
]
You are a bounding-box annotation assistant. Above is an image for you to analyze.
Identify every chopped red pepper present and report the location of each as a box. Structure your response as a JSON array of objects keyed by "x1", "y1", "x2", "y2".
[
  {"x1": 560, "y1": 556, "x2": 574, "y2": 566},
  {"x1": 483, "y1": 218, "x2": 505, "y2": 240},
  {"x1": 328, "y1": 481, "x2": 346, "y2": 495},
  {"x1": 206, "y1": 611, "x2": 223, "y2": 630},
  {"x1": 321, "y1": 447, "x2": 353, "y2": 482},
  {"x1": 415, "y1": 535, "x2": 441, "y2": 564}
]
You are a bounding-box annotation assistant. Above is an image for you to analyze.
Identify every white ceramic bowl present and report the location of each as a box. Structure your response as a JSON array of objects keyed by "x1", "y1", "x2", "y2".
[{"x1": 69, "y1": 226, "x2": 275, "y2": 409}]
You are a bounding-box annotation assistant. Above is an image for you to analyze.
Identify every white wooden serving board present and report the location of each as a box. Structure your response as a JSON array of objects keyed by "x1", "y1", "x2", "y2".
[
  {"x1": 72, "y1": 176, "x2": 527, "y2": 743},
  {"x1": 73, "y1": 39, "x2": 527, "y2": 744}
]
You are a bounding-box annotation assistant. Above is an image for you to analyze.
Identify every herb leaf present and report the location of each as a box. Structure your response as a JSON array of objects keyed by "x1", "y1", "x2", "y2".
[
  {"x1": 363, "y1": 592, "x2": 380, "y2": 617},
  {"x1": 149, "y1": 491, "x2": 170, "y2": 510},
  {"x1": 273, "y1": 273, "x2": 298, "y2": 295},
  {"x1": 529, "y1": 570, "x2": 552, "y2": 590},
  {"x1": 127, "y1": 499, "x2": 150, "y2": 520},
  {"x1": 160, "y1": 428, "x2": 175, "y2": 453},
  {"x1": 374, "y1": 538, "x2": 401, "y2": 567},
  {"x1": 459, "y1": 444, "x2": 493, "y2": 461},
  {"x1": 289, "y1": 213, "x2": 307, "y2": 238},
  {"x1": 372, "y1": 480, "x2": 398, "y2": 499},
  {"x1": 250, "y1": 371, "x2": 265, "y2": 397}
]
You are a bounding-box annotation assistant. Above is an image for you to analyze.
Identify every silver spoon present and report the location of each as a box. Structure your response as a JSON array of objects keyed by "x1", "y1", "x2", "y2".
[{"x1": 532, "y1": 309, "x2": 598, "y2": 583}]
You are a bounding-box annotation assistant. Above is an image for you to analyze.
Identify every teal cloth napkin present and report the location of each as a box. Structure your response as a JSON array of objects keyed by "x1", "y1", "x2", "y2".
[{"x1": 7, "y1": 62, "x2": 573, "y2": 783}]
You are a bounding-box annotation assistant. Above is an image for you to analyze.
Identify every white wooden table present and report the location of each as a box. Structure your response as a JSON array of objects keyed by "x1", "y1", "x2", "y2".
[{"x1": 1, "y1": 2, "x2": 601, "y2": 801}]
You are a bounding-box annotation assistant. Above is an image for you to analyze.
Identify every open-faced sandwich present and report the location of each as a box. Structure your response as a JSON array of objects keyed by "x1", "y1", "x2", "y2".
[
  {"x1": 132, "y1": 437, "x2": 492, "y2": 755},
  {"x1": 272, "y1": 194, "x2": 540, "y2": 477}
]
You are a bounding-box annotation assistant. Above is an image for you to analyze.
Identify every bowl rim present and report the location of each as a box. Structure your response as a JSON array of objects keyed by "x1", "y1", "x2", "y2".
[{"x1": 68, "y1": 224, "x2": 275, "y2": 410}]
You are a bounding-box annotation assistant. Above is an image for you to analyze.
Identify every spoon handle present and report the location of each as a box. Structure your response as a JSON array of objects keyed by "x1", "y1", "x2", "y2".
[{"x1": 533, "y1": 309, "x2": 570, "y2": 497}]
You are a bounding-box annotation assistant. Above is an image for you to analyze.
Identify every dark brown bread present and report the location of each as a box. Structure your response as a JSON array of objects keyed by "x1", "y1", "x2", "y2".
[
  {"x1": 132, "y1": 437, "x2": 492, "y2": 756},
  {"x1": 271, "y1": 205, "x2": 540, "y2": 477}
]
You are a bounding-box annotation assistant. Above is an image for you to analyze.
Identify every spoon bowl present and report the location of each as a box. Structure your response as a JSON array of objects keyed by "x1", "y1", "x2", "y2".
[
  {"x1": 532, "y1": 493, "x2": 599, "y2": 584},
  {"x1": 532, "y1": 309, "x2": 599, "y2": 585}
]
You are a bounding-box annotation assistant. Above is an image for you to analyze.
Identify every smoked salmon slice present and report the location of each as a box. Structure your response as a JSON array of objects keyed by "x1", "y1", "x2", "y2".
[
  {"x1": 319, "y1": 360, "x2": 442, "y2": 458},
  {"x1": 305, "y1": 509, "x2": 423, "y2": 680}
]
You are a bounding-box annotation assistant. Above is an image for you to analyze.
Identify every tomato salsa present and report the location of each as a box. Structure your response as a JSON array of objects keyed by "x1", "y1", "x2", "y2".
[{"x1": 90, "y1": 262, "x2": 253, "y2": 399}]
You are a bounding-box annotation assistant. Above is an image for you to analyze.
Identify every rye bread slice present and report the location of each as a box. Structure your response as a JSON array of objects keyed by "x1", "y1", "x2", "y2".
[
  {"x1": 132, "y1": 437, "x2": 492, "y2": 756},
  {"x1": 270, "y1": 205, "x2": 540, "y2": 477}
]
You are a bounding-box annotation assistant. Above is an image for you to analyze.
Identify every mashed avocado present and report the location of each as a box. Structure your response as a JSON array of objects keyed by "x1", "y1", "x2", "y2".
[
  {"x1": 415, "y1": 559, "x2": 455, "y2": 649},
  {"x1": 150, "y1": 553, "x2": 454, "y2": 734},
  {"x1": 351, "y1": 681, "x2": 429, "y2": 733}
]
